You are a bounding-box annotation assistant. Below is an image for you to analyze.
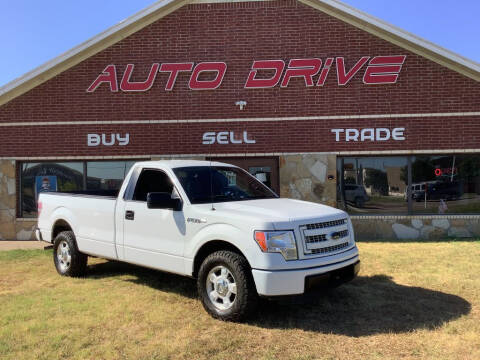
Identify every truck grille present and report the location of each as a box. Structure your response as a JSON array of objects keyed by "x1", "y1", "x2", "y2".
[
  {"x1": 305, "y1": 234, "x2": 327, "y2": 243},
  {"x1": 300, "y1": 218, "x2": 350, "y2": 256},
  {"x1": 310, "y1": 242, "x2": 349, "y2": 254},
  {"x1": 305, "y1": 229, "x2": 349, "y2": 244},
  {"x1": 306, "y1": 218, "x2": 346, "y2": 230}
]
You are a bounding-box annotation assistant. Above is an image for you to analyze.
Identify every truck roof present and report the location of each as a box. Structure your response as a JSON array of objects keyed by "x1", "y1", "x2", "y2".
[{"x1": 133, "y1": 159, "x2": 239, "y2": 169}]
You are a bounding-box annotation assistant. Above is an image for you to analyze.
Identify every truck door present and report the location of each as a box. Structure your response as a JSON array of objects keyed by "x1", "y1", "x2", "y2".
[{"x1": 122, "y1": 168, "x2": 186, "y2": 274}]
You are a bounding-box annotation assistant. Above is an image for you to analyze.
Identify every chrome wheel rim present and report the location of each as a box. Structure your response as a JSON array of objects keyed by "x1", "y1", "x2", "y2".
[
  {"x1": 206, "y1": 265, "x2": 237, "y2": 311},
  {"x1": 56, "y1": 240, "x2": 71, "y2": 272}
]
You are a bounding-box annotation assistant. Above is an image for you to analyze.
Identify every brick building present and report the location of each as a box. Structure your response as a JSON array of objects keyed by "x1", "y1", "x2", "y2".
[{"x1": 0, "y1": 0, "x2": 479, "y2": 241}]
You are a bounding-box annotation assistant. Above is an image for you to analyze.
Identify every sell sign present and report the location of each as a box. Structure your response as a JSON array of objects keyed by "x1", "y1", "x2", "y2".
[{"x1": 202, "y1": 131, "x2": 256, "y2": 145}]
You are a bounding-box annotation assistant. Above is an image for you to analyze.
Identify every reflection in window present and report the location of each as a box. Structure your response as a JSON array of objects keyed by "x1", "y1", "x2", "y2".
[
  {"x1": 337, "y1": 157, "x2": 408, "y2": 214},
  {"x1": 87, "y1": 161, "x2": 135, "y2": 191},
  {"x1": 174, "y1": 166, "x2": 277, "y2": 204},
  {"x1": 248, "y1": 166, "x2": 272, "y2": 189},
  {"x1": 220, "y1": 170, "x2": 237, "y2": 186},
  {"x1": 411, "y1": 155, "x2": 480, "y2": 214},
  {"x1": 21, "y1": 162, "x2": 84, "y2": 218}
]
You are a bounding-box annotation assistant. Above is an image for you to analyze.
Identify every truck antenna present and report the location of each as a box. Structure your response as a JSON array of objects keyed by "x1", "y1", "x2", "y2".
[{"x1": 209, "y1": 152, "x2": 215, "y2": 211}]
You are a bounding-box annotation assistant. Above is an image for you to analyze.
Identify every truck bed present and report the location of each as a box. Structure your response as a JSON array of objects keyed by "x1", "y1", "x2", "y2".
[{"x1": 38, "y1": 191, "x2": 118, "y2": 259}]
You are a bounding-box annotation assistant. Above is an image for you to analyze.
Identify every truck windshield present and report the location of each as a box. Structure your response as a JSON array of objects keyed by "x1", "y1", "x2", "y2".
[{"x1": 173, "y1": 166, "x2": 278, "y2": 204}]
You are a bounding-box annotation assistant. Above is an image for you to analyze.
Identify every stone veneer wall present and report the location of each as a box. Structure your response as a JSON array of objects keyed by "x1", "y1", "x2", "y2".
[
  {"x1": 279, "y1": 154, "x2": 337, "y2": 207},
  {"x1": 0, "y1": 160, "x2": 37, "y2": 240},
  {"x1": 352, "y1": 216, "x2": 480, "y2": 241}
]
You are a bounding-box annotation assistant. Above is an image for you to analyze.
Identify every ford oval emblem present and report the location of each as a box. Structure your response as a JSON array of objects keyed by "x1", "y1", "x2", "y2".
[{"x1": 330, "y1": 231, "x2": 342, "y2": 240}]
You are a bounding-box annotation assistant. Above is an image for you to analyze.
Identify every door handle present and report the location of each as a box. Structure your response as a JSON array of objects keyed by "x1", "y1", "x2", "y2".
[{"x1": 125, "y1": 210, "x2": 135, "y2": 220}]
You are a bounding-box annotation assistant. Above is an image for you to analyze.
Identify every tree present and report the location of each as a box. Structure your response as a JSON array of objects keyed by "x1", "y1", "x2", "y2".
[{"x1": 364, "y1": 168, "x2": 388, "y2": 196}]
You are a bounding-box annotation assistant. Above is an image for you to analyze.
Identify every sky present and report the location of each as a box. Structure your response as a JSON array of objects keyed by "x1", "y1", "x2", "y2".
[{"x1": 0, "y1": 0, "x2": 478, "y2": 88}]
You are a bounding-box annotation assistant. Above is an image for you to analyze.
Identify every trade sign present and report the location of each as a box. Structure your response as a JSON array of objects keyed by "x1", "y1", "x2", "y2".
[{"x1": 331, "y1": 128, "x2": 406, "y2": 142}]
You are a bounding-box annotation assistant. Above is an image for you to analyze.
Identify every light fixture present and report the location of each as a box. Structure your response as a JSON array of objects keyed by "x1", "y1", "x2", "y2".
[{"x1": 235, "y1": 100, "x2": 247, "y2": 110}]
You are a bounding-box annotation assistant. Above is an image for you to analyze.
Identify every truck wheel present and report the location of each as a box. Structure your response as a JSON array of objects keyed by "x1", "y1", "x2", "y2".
[
  {"x1": 197, "y1": 250, "x2": 257, "y2": 321},
  {"x1": 53, "y1": 231, "x2": 87, "y2": 277}
]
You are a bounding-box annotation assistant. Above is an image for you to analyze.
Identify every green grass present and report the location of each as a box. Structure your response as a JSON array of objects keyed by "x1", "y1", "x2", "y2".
[{"x1": 0, "y1": 241, "x2": 479, "y2": 359}]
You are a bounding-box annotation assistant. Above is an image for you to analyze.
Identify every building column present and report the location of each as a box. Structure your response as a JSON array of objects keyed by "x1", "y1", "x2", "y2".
[
  {"x1": 279, "y1": 154, "x2": 337, "y2": 207},
  {"x1": 0, "y1": 160, "x2": 17, "y2": 240},
  {"x1": 0, "y1": 160, "x2": 36, "y2": 240}
]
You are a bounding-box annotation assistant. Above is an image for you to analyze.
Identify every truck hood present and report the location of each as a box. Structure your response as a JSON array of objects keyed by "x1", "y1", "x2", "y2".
[{"x1": 197, "y1": 198, "x2": 347, "y2": 225}]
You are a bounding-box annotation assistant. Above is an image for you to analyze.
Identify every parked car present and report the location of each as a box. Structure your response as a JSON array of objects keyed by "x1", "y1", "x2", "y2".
[
  {"x1": 344, "y1": 184, "x2": 369, "y2": 208},
  {"x1": 37, "y1": 161, "x2": 360, "y2": 321},
  {"x1": 406, "y1": 181, "x2": 462, "y2": 202},
  {"x1": 405, "y1": 183, "x2": 426, "y2": 201},
  {"x1": 422, "y1": 181, "x2": 462, "y2": 201}
]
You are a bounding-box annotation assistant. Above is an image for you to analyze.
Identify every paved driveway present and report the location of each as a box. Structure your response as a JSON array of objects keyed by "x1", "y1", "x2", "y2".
[{"x1": 0, "y1": 241, "x2": 47, "y2": 251}]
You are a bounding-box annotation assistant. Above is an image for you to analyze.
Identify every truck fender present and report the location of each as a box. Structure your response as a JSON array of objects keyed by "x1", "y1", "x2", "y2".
[
  {"x1": 49, "y1": 207, "x2": 78, "y2": 242},
  {"x1": 185, "y1": 223, "x2": 259, "y2": 276}
]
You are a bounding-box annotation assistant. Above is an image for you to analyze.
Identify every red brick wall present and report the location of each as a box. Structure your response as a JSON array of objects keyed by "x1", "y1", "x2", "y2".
[{"x1": 0, "y1": 0, "x2": 478, "y2": 157}]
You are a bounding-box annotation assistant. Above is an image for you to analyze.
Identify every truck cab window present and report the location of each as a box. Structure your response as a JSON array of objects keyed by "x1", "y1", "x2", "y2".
[
  {"x1": 132, "y1": 169, "x2": 173, "y2": 202},
  {"x1": 173, "y1": 166, "x2": 277, "y2": 204}
]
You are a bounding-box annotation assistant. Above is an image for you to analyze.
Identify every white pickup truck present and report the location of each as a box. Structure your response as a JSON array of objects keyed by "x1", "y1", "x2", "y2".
[{"x1": 37, "y1": 160, "x2": 360, "y2": 321}]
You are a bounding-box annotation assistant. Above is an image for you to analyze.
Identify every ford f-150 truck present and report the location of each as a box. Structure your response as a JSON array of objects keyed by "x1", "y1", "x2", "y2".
[{"x1": 37, "y1": 160, "x2": 360, "y2": 321}]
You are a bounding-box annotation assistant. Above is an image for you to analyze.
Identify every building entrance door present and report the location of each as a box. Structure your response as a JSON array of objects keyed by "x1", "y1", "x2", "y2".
[{"x1": 209, "y1": 157, "x2": 280, "y2": 195}]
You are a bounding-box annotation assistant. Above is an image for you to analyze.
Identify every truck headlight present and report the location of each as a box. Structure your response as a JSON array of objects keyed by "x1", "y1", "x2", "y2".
[{"x1": 254, "y1": 230, "x2": 298, "y2": 260}]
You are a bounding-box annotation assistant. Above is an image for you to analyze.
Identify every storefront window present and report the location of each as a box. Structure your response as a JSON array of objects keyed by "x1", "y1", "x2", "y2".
[
  {"x1": 411, "y1": 155, "x2": 480, "y2": 214},
  {"x1": 20, "y1": 160, "x2": 138, "y2": 218},
  {"x1": 87, "y1": 161, "x2": 136, "y2": 191},
  {"x1": 338, "y1": 154, "x2": 480, "y2": 215},
  {"x1": 21, "y1": 162, "x2": 84, "y2": 218},
  {"x1": 337, "y1": 157, "x2": 408, "y2": 214}
]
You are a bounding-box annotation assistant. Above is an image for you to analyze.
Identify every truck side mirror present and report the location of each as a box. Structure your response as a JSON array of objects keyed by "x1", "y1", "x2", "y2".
[{"x1": 147, "y1": 192, "x2": 183, "y2": 211}]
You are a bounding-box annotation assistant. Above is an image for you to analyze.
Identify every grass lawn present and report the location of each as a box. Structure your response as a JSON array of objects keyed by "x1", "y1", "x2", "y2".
[{"x1": 0, "y1": 241, "x2": 479, "y2": 360}]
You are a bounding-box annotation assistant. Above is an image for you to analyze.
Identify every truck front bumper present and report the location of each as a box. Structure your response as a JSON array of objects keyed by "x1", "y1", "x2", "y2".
[{"x1": 251, "y1": 255, "x2": 360, "y2": 296}]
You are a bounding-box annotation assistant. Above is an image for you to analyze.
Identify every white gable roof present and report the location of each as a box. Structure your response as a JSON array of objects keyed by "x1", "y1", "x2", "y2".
[{"x1": 0, "y1": 0, "x2": 478, "y2": 106}]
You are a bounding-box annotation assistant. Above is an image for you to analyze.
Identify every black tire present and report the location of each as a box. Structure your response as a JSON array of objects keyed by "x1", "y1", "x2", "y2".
[
  {"x1": 197, "y1": 250, "x2": 257, "y2": 321},
  {"x1": 53, "y1": 231, "x2": 87, "y2": 277}
]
